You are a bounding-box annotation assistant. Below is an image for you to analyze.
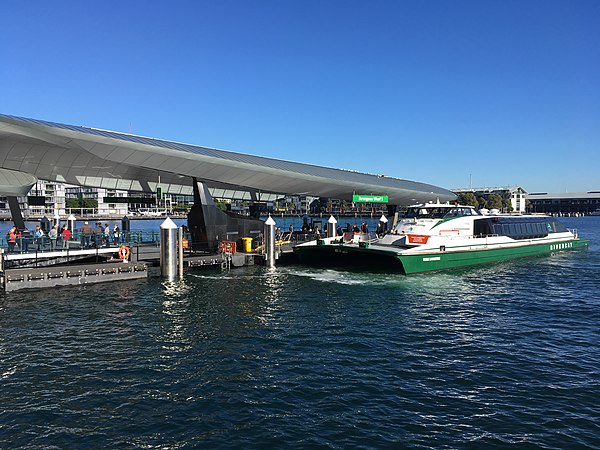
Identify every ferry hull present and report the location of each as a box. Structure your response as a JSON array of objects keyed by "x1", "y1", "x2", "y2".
[
  {"x1": 294, "y1": 239, "x2": 589, "y2": 274},
  {"x1": 294, "y1": 245, "x2": 405, "y2": 271}
]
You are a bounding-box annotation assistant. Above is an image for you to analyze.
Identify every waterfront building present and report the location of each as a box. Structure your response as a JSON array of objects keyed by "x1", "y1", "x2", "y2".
[
  {"x1": 527, "y1": 191, "x2": 600, "y2": 215},
  {"x1": 65, "y1": 186, "x2": 130, "y2": 217},
  {"x1": 0, "y1": 180, "x2": 66, "y2": 219}
]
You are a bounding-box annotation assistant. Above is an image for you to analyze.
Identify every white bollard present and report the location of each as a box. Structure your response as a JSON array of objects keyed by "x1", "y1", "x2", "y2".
[
  {"x1": 327, "y1": 215, "x2": 337, "y2": 238},
  {"x1": 379, "y1": 213, "x2": 389, "y2": 235},
  {"x1": 67, "y1": 214, "x2": 77, "y2": 232},
  {"x1": 264, "y1": 215, "x2": 276, "y2": 268},
  {"x1": 160, "y1": 217, "x2": 178, "y2": 280}
]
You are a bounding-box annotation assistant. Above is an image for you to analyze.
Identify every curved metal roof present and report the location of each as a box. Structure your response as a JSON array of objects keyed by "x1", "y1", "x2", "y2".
[
  {"x1": 0, "y1": 114, "x2": 455, "y2": 204},
  {"x1": 0, "y1": 167, "x2": 37, "y2": 196}
]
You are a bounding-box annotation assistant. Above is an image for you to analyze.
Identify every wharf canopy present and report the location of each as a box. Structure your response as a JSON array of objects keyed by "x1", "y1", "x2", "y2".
[{"x1": 0, "y1": 114, "x2": 455, "y2": 204}]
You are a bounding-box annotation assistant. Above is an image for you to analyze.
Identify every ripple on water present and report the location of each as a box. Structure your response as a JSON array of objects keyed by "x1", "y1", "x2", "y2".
[{"x1": 1, "y1": 220, "x2": 599, "y2": 449}]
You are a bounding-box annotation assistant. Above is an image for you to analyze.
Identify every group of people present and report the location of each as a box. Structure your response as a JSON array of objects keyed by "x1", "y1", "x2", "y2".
[
  {"x1": 5, "y1": 222, "x2": 122, "y2": 253},
  {"x1": 345, "y1": 223, "x2": 369, "y2": 233},
  {"x1": 78, "y1": 221, "x2": 121, "y2": 248}
]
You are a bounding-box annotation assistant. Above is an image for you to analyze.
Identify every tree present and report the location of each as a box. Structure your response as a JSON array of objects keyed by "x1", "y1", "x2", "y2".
[
  {"x1": 501, "y1": 198, "x2": 513, "y2": 213},
  {"x1": 487, "y1": 193, "x2": 503, "y2": 210},
  {"x1": 66, "y1": 197, "x2": 97, "y2": 209},
  {"x1": 457, "y1": 192, "x2": 479, "y2": 208},
  {"x1": 214, "y1": 199, "x2": 229, "y2": 212}
]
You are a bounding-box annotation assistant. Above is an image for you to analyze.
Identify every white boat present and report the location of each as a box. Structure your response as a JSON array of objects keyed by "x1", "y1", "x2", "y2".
[{"x1": 293, "y1": 202, "x2": 588, "y2": 274}]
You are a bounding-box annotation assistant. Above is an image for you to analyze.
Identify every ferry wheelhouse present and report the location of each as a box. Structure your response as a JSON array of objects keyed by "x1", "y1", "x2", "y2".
[{"x1": 293, "y1": 202, "x2": 588, "y2": 274}]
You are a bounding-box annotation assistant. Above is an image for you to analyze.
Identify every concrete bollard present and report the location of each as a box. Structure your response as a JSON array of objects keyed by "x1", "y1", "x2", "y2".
[
  {"x1": 160, "y1": 217, "x2": 178, "y2": 280},
  {"x1": 264, "y1": 215, "x2": 276, "y2": 268},
  {"x1": 327, "y1": 215, "x2": 337, "y2": 238}
]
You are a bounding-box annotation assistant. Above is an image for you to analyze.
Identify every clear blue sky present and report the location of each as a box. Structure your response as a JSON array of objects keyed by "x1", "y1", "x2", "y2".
[{"x1": 2, "y1": 0, "x2": 599, "y2": 193}]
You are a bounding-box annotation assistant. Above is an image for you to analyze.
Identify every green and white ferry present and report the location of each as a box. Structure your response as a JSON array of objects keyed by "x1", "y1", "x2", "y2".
[{"x1": 293, "y1": 202, "x2": 589, "y2": 274}]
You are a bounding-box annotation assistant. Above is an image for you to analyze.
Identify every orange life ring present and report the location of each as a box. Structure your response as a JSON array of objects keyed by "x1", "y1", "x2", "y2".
[{"x1": 118, "y1": 245, "x2": 130, "y2": 260}]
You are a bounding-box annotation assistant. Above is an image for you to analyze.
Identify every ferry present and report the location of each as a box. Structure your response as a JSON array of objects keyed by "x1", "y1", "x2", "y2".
[{"x1": 293, "y1": 202, "x2": 589, "y2": 274}]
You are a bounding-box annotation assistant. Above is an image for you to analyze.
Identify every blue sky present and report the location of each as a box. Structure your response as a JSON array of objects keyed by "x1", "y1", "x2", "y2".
[{"x1": 2, "y1": 0, "x2": 599, "y2": 193}]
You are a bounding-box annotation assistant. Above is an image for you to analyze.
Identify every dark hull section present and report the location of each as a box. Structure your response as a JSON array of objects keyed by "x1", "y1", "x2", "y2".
[{"x1": 293, "y1": 244, "x2": 405, "y2": 273}]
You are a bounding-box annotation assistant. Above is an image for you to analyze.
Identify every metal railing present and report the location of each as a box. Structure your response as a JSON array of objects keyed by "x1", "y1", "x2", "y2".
[{"x1": 1, "y1": 230, "x2": 168, "y2": 255}]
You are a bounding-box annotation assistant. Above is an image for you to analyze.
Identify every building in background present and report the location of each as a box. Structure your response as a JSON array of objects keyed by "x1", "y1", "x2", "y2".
[
  {"x1": 0, "y1": 180, "x2": 67, "y2": 219},
  {"x1": 527, "y1": 192, "x2": 600, "y2": 215}
]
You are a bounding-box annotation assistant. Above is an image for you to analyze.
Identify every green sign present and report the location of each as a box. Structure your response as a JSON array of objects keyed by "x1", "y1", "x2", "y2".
[{"x1": 352, "y1": 194, "x2": 389, "y2": 203}]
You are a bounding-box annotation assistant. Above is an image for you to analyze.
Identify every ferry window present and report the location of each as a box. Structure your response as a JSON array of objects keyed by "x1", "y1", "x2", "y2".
[
  {"x1": 536, "y1": 222, "x2": 546, "y2": 236},
  {"x1": 474, "y1": 219, "x2": 492, "y2": 236},
  {"x1": 443, "y1": 208, "x2": 462, "y2": 218},
  {"x1": 403, "y1": 208, "x2": 419, "y2": 218},
  {"x1": 525, "y1": 223, "x2": 534, "y2": 236},
  {"x1": 425, "y1": 208, "x2": 450, "y2": 218}
]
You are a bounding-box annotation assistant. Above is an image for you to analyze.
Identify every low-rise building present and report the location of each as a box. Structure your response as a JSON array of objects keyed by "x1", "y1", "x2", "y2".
[{"x1": 527, "y1": 191, "x2": 600, "y2": 215}]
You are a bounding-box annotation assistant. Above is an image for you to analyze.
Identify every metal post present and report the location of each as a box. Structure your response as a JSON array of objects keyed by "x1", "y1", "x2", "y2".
[
  {"x1": 264, "y1": 215, "x2": 276, "y2": 268},
  {"x1": 327, "y1": 215, "x2": 337, "y2": 238},
  {"x1": 160, "y1": 217, "x2": 178, "y2": 280},
  {"x1": 67, "y1": 214, "x2": 76, "y2": 232},
  {"x1": 178, "y1": 226, "x2": 184, "y2": 279},
  {"x1": 53, "y1": 212, "x2": 60, "y2": 227}
]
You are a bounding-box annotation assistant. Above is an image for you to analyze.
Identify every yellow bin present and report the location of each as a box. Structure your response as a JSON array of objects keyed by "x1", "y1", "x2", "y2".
[{"x1": 241, "y1": 237, "x2": 253, "y2": 253}]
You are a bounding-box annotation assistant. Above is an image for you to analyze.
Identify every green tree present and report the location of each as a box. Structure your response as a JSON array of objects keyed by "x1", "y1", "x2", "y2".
[
  {"x1": 457, "y1": 192, "x2": 479, "y2": 208},
  {"x1": 66, "y1": 197, "x2": 98, "y2": 209},
  {"x1": 215, "y1": 199, "x2": 229, "y2": 212},
  {"x1": 487, "y1": 194, "x2": 503, "y2": 210},
  {"x1": 501, "y1": 198, "x2": 513, "y2": 213}
]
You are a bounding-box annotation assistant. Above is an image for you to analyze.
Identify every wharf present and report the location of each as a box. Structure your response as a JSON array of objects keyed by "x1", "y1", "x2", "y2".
[
  {"x1": 0, "y1": 242, "x2": 300, "y2": 292},
  {"x1": 2, "y1": 261, "x2": 148, "y2": 292}
]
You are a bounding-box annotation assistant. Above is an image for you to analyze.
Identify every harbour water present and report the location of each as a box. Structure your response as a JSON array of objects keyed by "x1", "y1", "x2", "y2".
[{"x1": 1, "y1": 217, "x2": 598, "y2": 448}]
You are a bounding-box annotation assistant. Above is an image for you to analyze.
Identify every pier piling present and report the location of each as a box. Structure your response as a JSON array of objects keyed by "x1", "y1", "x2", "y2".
[
  {"x1": 264, "y1": 215, "x2": 276, "y2": 268},
  {"x1": 160, "y1": 217, "x2": 178, "y2": 280}
]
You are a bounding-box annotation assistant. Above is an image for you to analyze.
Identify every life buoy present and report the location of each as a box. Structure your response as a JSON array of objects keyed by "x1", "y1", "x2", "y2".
[{"x1": 118, "y1": 245, "x2": 130, "y2": 260}]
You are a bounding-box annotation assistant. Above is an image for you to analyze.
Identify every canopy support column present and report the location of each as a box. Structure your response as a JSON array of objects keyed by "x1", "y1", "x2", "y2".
[{"x1": 7, "y1": 196, "x2": 25, "y2": 230}]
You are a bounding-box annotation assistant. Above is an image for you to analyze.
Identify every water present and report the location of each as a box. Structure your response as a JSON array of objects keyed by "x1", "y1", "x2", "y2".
[{"x1": 1, "y1": 218, "x2": 599, "y2": 449}]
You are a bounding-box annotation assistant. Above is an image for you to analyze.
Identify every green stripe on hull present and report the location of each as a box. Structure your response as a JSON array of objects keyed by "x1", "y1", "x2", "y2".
[{"x1": 398, "y1": 239, "x2": 589, "y2": 274}]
